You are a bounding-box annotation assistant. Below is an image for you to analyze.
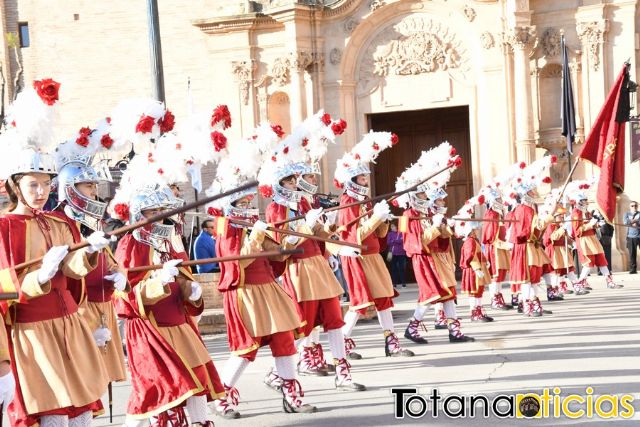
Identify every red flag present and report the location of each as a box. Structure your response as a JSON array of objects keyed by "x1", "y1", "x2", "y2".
[{"x1": 579, "y1": 64, "x2": 631, "y2": 223}]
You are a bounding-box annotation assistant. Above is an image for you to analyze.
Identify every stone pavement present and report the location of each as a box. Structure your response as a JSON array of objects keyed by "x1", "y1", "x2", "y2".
[{"x1": 6, "y1": 274, "x2": 639, "y2": 426}]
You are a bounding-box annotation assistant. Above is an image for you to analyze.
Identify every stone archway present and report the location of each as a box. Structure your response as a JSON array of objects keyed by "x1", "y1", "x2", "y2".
[{"x1": 267, "y1": 91, "x2": 292, "y2": 134}]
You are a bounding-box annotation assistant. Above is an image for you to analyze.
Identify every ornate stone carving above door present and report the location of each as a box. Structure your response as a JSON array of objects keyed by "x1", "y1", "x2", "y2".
[{"x1": 357, "y1": 16, "x2": 470, "y2": 96}]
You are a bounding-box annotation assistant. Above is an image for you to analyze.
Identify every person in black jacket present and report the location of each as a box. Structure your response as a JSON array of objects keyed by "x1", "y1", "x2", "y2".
[{"x1": 592, "y1": 210, "x2": 614, "y2": 273}]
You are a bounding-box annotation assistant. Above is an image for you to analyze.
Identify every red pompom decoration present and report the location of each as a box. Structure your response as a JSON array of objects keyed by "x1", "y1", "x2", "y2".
[
  {"x1": 211, "y1": 131, "x2": 227, "y2": 152},
  {"x1": 550, "y1": 155, "x2": 558, "y2": 164},
  {"x1": 159, "y1": 110, "x2": 175, "y2": 133},
  {"x1": 391, "y1": 199, "x2": 399, "y2": 207},
  {"x1": 354, "y1": 153, "x2": 361, "y2": 160},
  {"x1": 302, "y1": 138, "x2": 309, "y2": 147},
  {"x1": 333, "y1": 178, "x2": 344, "y2": 189},
  {"x1": 283, "y1": 146, "x2": 289, "y2": 154},
  {"x1": 542, "y1": 176, "x2": 552, "y2": 184},
  {"x1": 135, "y1": 115, "x2": 156, "y2": 134},
  {"x1": 33, "y1": 78, "x2": 60, "y2": 106},
  {"x1": 372, "y1": 143, "x2": 380, "y2": 151},
  {"x1": 321, "y1": 113, "x2": 332, "y2": 126},
  {"x1": 207, "y1": 207, "x2": 223, "y2": 217},
  {"x1": 75, "y1": 127, "x2": 92, "y2": 147},
  {"x1": 391, "y1": 133, "x2": 399, "y2": 146},
  {"x1": 157, "y1": 168, "x2": 164, "y2": 175},
  {"x1": 259, "y1": 185, "x2": 274, "y2": 198},
  {"x1": 114, "y1": 203, "x2": 130, "y2": 221},
  {"x1": 331, "y1": 120, "x2": 347, "y2": 136},
  {"x1": 100, "y1": 134, "x2": 114, "y2": 149},
  {"x1": 211, "y1": 105, "x2": 232, "y2": 129},
  {"x1": 450, "y1": 147, "x2": 457, "y2": 156},
  {"x1": 519, "y1": 162, "x2": 526, "y2": 169},
  {"x1": 106, "y1": 117, "x2": 111, "y2": 124},
  {"x1": 271, "y1": 124, "x2": 285, "y2": 138},
  {"x1": 477, "y1": 195, "x2": 486, "y2": 204}
]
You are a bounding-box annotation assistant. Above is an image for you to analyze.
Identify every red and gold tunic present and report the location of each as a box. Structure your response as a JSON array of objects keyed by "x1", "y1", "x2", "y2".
[
  {"x1": 115, "y1": 235, "x2": 224, "y2": 419},
  {"x1": 543, "y1": 223, "x2": 574, "y2": 273},
  {"x1": 481, "y1": 209, "x2": 510, "y2": 281},
  {"x1": 215, "y1": 220, "x2": 302, "y2": 357},
  {"x1": 401, "y1": 209, "x2": 455, "y2": 304},
  {"x1": 0, "y1": 212, "x2": 109, "y2": 426},
  {"x1": 265, "y1": 200, "x2": 344, "y2": 336},
  {"x1": 509, "y1": 204, "x2": 553, "y2": 284},
  {"x1": 338, "y1": 194, "x2": 396, "y2": 314},
  {"x1": 460, "y1": 236, "x2": 491, "y2": 296},
  {"x1": 571, "y1": 208, "x2": 606, "y2": 267}
]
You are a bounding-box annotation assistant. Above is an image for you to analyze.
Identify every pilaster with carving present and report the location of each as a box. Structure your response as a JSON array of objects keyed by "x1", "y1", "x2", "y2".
[
  {"x1": 576, "y1": 20, "x2": 609, "y2": 71},
  {"x1": 231, "y1": 60, "x2": 256, "y2": 106}
]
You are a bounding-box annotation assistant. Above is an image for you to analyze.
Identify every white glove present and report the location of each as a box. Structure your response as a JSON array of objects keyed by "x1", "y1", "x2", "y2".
[
  {"x1": 338, "y1": 247, "x2": 361, "y2": 257},
  {"x1": 85, "y1": 231, "x2": 114, "y2": 254},
  {"x1": 506, "y1": 242, "x2": 514, "y2": 250},
  {"x1": 475, "y1": 270, "x2": 485, "y2": 279},
  {"x1": 563, "y1": 220, "x2": 573, "y2": 234},
  {"x1": 189, "y1": 282, "x2": 202, "y2": 301},
  {"x1": 285, "y1": 235, "x2": 300, "y2": 245},
  {"x1": 446, "y1": 218, "x2": 456, "y2": 228},
  {"x1": 252, "y1": 220, "x2": 268, "y2": 232},
  {"x1": 93, "y1": 326, "x2": 112, "y2": 347},
  {"x1": 373, "y1": 200, "x2": 391, "y2": 220},
  {"x1": 37, "y1": 245, "x2": 69, "y2": 285},
  {"x1": 324, "y1": 211, "x2": 338, "y2": 226},
  {"x1": 328, "y1": 255, "x2": 339, "y2": 272},
  {"x1": 0, "y1": 371, "x2": 15, "y2": 406},
  {"x1": 159, "y1": 259, "x2": 182, "y2": 284},
  {"x1": 104, "y1": 272, "x2": 127, "y2": 292},
  {"x1": 432, "y1": 214, "x2": 445, "y2": 226},
  {"x1": 588, "y1": 217, "x2": 598, "y2": 227},
  {"x1": 305, "y1": 208, "x2": 324, "y2": 229}
]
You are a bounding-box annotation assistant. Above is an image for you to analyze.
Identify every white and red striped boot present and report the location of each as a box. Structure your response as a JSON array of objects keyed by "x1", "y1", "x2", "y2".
[
  {"x1": 404, "y1": 318, "x2": 428, "y2": 344},
  {"x1": 447, "y1": 319, "x2": 475, "y2": 342},
  {"x1": 312, "y1": 343, "x2": 335, "y2": 373},
  {"x1": 491, "y1": 293, "x2": 511, "y2": 310},
  {"x1": 606, "y1": 275, "x2": 623, "y2": 289},
  {"x1": 344, "y1": 337, "x2": 362, "y2": 360},
  {"x1": 281, "y1": 379, "x2": 317, "y2": 413},
  {"x1": 214, "y1": 384, "x2": 241, "y2": 419},
  {"x1": 559, "y1": 280, "x2": 573, "y2": 295},
  {"x1": 263, "y1": 367, "x2": 283, "y2": 392},
  {"x1": 384, "y1": 331, "x2": 415, "y2": 357},
  {"x1": 297, "y1": 346, "x2": 327, "y2": 377},
  {"x1": 334, "y1": 358, "x2": 366, "y2": 391},
  {"x1": 522, "y1": 299, "x2": 534, "y2": 317},
  {"x1": 572, "y1": 279, "x2": 590, "y2": 295},
  {"x1": 434, "y1": 309, "x2": 448, "y2": 330}
]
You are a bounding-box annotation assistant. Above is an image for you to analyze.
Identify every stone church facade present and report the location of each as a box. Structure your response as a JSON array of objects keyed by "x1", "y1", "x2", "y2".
[{"x1": 1, "y1": 0, "x2": 639, "y2": 269}]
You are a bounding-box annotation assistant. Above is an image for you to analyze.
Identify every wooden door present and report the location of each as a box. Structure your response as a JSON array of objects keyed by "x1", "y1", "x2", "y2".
[{"x1": 368, "y1": 106, "x2": 473, "y2": 279}]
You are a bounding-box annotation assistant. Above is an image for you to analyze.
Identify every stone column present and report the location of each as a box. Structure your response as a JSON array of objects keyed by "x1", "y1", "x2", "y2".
[
  {"x1": 506, "y1": 26, "x2": 537, "y2": 163},
  {"x1": 288, "y1": 51, "x2": 312, "y2": 125},
  {"x1": 576, "y1": 20, "x2": 609, "y2": 129},
  {"x1": 231, "y1": 59, "x2": 256, "y2": 124}
]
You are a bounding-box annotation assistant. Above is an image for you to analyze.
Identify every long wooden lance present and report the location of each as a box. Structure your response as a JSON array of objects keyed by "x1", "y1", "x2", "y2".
[
  {"x1": 12, "y1": 181, "x2": 259, "y2": 272},
  {"x1": 229, "y1": 218, "x2": 366, "y2": 250},
  {"x1": 126, "y1": 249, "x2": 303, "y2": 273},
  {"x1": 273, "y1": 163, "x2": 456, "y2": 226},
  {"x1": 342, "y1": 164, "x2": 457, "y2": 229}
]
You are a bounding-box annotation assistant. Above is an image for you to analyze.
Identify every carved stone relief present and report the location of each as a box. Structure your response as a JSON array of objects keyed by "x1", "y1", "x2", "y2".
[
  {"x1": 329, "y1": 48, "x2": 343, "y2": 65},
  {"x1": 357, "y1": 16, "x2": 471, "y2": 95},
  {"x1": 541, "y1": 27, "x2": 560, "y2": 57},
  {"x1": 231, "y1": 60, "x2": 254, "y2": 106},
  {"x1": 480, "y1": 32, "x2": 494, "y2": 49},
  {"x1": 463, "y1": 5, "x2": 476, "y2": 22},
  {"x1": 344, "y1": 18, "x2": 359, "y2": 34},
  {"x1": 503, "y1": 26, "x2": 537, "y2": 53},
  {"x1": 270, "y1": 57, "x2": 291, "y2": 86},
  {"x1": 576, "y1": 20, "x2": 609, "y2": 71},
  {"x1": 538, "y1": 63, "x2": 562, "y2": 78},
  {"x1": 370, "y1": 0, "x2": 385, "y2": 11},
  {"x1": 289, "y1": 51, "x2": 313, "y2": 72}
]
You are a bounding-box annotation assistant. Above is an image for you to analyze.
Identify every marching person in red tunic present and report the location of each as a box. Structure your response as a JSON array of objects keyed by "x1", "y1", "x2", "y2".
[
  {"x1": 334, "y1": 132, "x2": 414, "y2": 358},
  {"x1": 0, "y1": 82, "x2": 112, "y2": 427},
  {"x1": 395, "y1": 144, "x2": 474, "y2": 343},
  {"x1": 507, "y1": 156, "x2": 557, "y2": 317},
  {"x1": 111, "y1": 181, "x2": 224, "y2": 427},
  {"x1": 481, "y1": 187, "x2": 513, "y2": 310},
  {"x1": 457, "y1": 220, "x2": 493, "y2": 322},
  {"x1": 259, "y1": 116, "x2": 365, "y2": 391},
  {"x1": 566, "y1": 181, "x2": 622, "y2": 290},
  {"x1": 54, "y1": 133, "x2": 129, "y2": 388},
  {"x1": 206, "y1": 130, "x2": 317, "y2": 416}
]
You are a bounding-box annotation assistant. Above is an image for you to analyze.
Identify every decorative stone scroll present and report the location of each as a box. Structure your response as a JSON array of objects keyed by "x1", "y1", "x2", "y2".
[{"x1": 576, "y1": 20, "x2": 609, "y2": 71}]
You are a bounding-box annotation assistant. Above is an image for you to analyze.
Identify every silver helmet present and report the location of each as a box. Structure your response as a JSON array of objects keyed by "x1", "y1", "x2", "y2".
[
  {"x1": 344, "y1": 163, "x2": 371, "y2": 201},
  {"x1": 130, "y1": 184, "x2": 177, "y2": 249},
  {"x1": 409, "y1": 192, "x2": 430, "y2": 213},
  {"x1": 296, "y1": 162, "x2": 321, "y2": 195},
  {"x1": 425, "y1": 186, "x2": 448, "y2": 214},
  {"x1": 223, "y1": 187, "x2": 260, "y2": 222},
  {"x1": 57, "y1": 162, "x2": 109, "y2": 226}
]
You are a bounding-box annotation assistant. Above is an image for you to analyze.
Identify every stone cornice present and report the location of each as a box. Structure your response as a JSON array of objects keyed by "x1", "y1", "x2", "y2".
[{"x1": 192, "y1": 13, "x2": 282, "y2": 34}]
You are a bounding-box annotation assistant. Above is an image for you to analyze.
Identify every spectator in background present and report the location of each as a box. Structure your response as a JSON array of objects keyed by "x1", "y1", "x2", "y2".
[
  {"x1": 623, "y1": 201, "x2": 640, "y2": 274},
  {"x1": 194, "y1": 219, "x2": 219, "y2": 273},
  {"x1": 592, "y1": 210, "x2": 614, "y2": 274},
  {"x1": 387, "y1": 223, "x2": 407, "y2": 288}
]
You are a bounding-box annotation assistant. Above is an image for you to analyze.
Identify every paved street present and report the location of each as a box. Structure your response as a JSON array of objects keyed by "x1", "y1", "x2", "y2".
[{"x1": 8, "y1": 274, "x2": 639, "y2": 426}]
